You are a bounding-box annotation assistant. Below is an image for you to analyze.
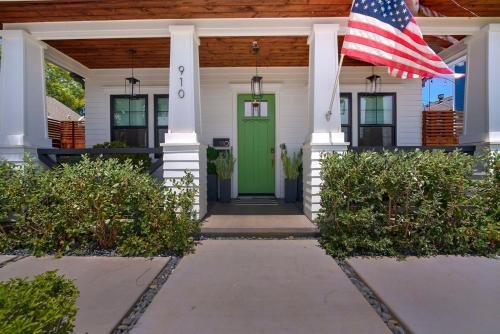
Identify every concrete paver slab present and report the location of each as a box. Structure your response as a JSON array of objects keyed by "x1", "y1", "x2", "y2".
[
  {"x1": 0, "y1": 256, "x2": 169, "y2": 334},
  {"x1": 347, "y1": 256, "x2": 500, "y2": 334},
  {"x1": 133, "y1": 240, "x2": 390, "y2": 334},
  {"x1": 0, "y1": 255, "x2": 16, "y2": 265}
]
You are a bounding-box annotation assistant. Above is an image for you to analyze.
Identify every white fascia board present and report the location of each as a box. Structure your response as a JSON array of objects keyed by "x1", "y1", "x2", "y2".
[{"x1": 5, "y1": 17, "x2": 500, "y2": 40}]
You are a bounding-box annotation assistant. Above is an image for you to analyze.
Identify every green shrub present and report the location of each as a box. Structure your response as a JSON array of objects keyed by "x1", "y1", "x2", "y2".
[
  {"x1": 0, "y1": 157, "x2": 199, "y2": 256},
  {"x1": 317, "y1": 150, "x2": 499, "y2": 257},
  {"x1": 207, "y1": 146, "x2": 219, "y2": 175},
  {"x1": 215, "y1": 150, "x2": 236, "y2": 180},
  {"x1": 0, "y1": 159, "x2": 17, "y2": 221},
  {"x1": 92, "y1": 141, "x2": 150, "y2": 170},
  {"x1": 0, "y1": 271, "x2": 79, "y2": 334},
  {"x1": 280, "y1": 144, "x2": 302, "y2": 180}
]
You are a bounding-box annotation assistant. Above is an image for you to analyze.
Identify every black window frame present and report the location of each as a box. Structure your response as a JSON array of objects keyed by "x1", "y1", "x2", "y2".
[
  {"x1": 340, "y1": 92, "x2": 352, "y2": 144},
  {"x1": 154, "y1": 94, "x2": 169, "y2": 148},
  {"x1": 110, "y1": 94, "x2": 149, "y2": 147},
  {"x1": 357, "y1": 93, "x2": 397, "y2": 147}
]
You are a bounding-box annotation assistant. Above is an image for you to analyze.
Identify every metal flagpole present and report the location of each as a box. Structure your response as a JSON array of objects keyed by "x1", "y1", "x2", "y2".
[
  {"x1": 325, "y1": 0, "x2": 355, "y2": 122},
  {"x1": 325, "y1": 54, "x2": 345, "y2": 121}
]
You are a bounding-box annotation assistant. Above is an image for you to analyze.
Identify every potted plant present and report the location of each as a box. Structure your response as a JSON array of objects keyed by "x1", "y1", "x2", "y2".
[
  {"x1": 207, "y1": 146, "x2": 219, "y2": 201},
  {"x1": 215, "y1": 150, "x2": 236, "y2": 203},
  {"x1": 280, "y1": 144, "x2": 302, "y2": 203}
]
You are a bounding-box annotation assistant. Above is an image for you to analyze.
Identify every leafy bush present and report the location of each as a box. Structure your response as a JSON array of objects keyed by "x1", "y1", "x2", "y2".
[
  {"x1": 0, "y1": 159, "x2": 17, "y2": 221},
  {"x1": 215, "y1": 150, "x2": 236, "y2": 180},
  {"x1": 207, "y1": 146, "x2": 219, "y2": 175},
  {"x1": 0, "y1": 271, "x2": 79, "y2": 334},
  {"x1": 317, "y1": 150, "x2": 499, "y2": 257},
  {"x1": 92, "y1": 141, "x2": 150, "y2": 170},
  {"x1": 280, "y1": 144, "x2": 302, "y2": 180},
  {"x1": 0, "y1": 156, "x2": 199, "y2": 256}
]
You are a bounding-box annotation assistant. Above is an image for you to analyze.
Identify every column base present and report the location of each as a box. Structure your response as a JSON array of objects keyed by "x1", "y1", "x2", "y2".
[
  {"x1": 302, "y1": 133, "x2": 349, "y2": 221},
  {"x1": 162, "y1": 133, "x2": 207, "y2": 219},
  {"x1": 0, "y1": 146, "x2": 39, "y2": 164}
]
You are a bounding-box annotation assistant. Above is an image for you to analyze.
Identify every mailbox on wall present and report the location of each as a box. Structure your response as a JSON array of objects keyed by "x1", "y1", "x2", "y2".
[{"x1": 213, "y1": 138, "x2": 230, "y2": 149}]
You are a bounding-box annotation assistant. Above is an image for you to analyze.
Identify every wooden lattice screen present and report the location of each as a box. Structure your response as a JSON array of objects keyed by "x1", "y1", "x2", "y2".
[
  {"x1": 422, "y1": 110, "x2": 464, "y2": 146},
  {"x1": 47, "y1": 119, "x2": 85, "y2": 148}
]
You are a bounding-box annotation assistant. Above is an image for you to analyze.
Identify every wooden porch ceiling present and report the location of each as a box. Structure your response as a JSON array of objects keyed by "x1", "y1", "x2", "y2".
[
  {"x1": 45, "y1": 35, "x2": 460, "y2": 69},
  {"x1": 0, "y1": 1, "x2": 498, "y2": 23}
]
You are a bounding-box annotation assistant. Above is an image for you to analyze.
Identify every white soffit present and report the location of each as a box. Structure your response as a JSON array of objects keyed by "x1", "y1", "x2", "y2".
[{"x1": 4, "y1": 17, "x2": 500, "y2": 40}]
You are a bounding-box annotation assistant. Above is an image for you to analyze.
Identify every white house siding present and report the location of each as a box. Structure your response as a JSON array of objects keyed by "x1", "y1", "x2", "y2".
[{"x1": 84, "y1": 66, "x2": 422, "y2": 197}]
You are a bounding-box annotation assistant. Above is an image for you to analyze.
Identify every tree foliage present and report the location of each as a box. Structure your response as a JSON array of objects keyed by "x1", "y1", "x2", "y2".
[{"x1": 45, "y1": 62, "x2": 85, "y2": 114}]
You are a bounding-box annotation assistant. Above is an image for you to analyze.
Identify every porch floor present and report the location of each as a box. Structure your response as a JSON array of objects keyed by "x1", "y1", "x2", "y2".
[{"x1": 201, "y1": 199, "x2": 319, "y2": 238}]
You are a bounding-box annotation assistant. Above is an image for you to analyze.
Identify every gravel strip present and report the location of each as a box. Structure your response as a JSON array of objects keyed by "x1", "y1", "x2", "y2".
[
  {"x1": 336, "y1": 259, "x2": 407, "y2": 334},
  {"x1": 112, "y1": 256, "x2": 181, "y2": 334}
]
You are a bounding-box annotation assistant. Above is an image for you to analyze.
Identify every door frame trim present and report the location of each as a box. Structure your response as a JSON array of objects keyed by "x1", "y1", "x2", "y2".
[{"x1": 230, "y1": 83, "x2": 283, "y2": 199}]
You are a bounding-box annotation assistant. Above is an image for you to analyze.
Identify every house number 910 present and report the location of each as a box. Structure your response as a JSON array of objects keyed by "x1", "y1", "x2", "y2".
[{"x1": 178, "y1": 65, "x2": 185, "y2": 99}]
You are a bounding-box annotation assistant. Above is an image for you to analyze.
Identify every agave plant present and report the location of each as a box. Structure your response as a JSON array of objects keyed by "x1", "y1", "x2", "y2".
[
  {"x1": 280, "y1": 143, "x2": 302, "y2": 180},
  {"x1": 215, "y1": 150, "x2": 236, "y2": 180}
]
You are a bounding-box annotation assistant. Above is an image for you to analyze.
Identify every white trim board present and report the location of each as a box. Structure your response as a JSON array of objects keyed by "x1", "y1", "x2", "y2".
[{"x1": 4, "y1": 17, "x2": 500, "y2": 40}]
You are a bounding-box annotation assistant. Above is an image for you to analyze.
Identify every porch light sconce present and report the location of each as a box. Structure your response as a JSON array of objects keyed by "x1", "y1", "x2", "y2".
[
  {"x1": 125, "y1": 49, "x2": 141, "y2": 97},
  {"x1": 251, "y1": 41, "x2": 263, "y2": 111},
  {"x1": 365, "y1": 68, "x2": 381, "y2": 94}
]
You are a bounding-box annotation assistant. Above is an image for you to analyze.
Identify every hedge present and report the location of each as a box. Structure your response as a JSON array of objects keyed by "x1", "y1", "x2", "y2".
[
  {"x1": 0, "y1": 156, "x2": 199, "y2": 256},
  {"x1": 317, "y1": 150, "x2": 499, "y2": 257},
  {"x1": 0, "y1": 271, "x2": 78, "y2": 334}
]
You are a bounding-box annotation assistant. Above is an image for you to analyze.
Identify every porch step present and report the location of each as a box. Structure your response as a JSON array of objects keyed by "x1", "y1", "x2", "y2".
[
  {"x1": 200, "y1": 200, "x2": 319, "y2": 239},
  {"x1": 199, "y1": 226, "x2": 320, "y2": 239}
]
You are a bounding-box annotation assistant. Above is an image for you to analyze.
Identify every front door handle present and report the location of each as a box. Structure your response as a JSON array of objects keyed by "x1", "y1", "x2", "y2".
[{"x1": 271, "y1": 148, "x2": 275, "y2": 167}]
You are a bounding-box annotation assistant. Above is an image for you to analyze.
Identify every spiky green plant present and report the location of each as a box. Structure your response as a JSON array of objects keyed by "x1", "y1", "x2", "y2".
[
  {"x1": 215, "y1": 150, "x2": 236, "y2": 180},
  {"x1": 280, "y1": 144, "x2": 302, "y2": 180}
]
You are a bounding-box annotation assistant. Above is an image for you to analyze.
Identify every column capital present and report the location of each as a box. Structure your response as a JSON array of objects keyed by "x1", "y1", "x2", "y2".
[
  {"x1": 0, "y1": 30, "x2": 47, "y2": 49},
  {"x1": 308, "y1": 24, "x2": 339, "y2": 45}
]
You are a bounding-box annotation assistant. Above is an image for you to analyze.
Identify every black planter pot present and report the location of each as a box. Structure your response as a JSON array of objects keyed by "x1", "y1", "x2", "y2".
[
  {"x1": 284, "y1": 178, "x2": 298, "y2": 203},
  {"x1": 207, "y1": 174, "x2": 218, "y2": 201},
  {"x1": 219, "y1": 178, "x2": 232, "y2": 203},
  {"x1": 297, "y1": 174, "x2": 303, "y2": 201}
]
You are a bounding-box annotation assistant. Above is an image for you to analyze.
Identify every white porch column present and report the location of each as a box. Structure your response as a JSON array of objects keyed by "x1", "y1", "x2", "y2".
[
  {"x1": 0, "y1": 30, "x2": 51, "y2": 163},
  {"x1": 461, "y1": 24, "x2": 500, "y2": 152},
  {"x1": 303, "y1": 24, "x2": 349, "y2": 221},
  {"x1": 163, "y1": 25, "x2": 206, "y2": 218}
]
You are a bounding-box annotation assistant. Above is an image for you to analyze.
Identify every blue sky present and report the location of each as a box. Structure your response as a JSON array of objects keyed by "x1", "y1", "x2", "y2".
[{"x1": 422, "y1": 78, "x2": 453, "y2": 106}]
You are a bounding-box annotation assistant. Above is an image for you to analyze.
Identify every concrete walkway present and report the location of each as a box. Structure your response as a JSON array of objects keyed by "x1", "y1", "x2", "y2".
[
  {"x1": 348, "y1": 256, "x2": 500, "y2": 334},
  {"x1": 0, "y1": 255, "x2": 15, "y2": 265},
  {"x1": 0, "y1": 256, "x2": 169, "y2": 334},
  {"x1": 132, "y1": 240, "x2": 390, "y2": 334}
]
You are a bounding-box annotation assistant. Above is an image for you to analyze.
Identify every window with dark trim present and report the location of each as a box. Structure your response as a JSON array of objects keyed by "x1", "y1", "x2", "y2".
[
  {"x1": 110, "y1": 95, "x2": 148, "y2": 147},
  {"x1": 340, "y1": 93, "x2": 352, "y2": 144},
  {"x1": 154, "y1": 94, "x2": 169, "y2": 147},
  {"x1": 358, "y1": 93, "x2": 396, "y2": 147}
]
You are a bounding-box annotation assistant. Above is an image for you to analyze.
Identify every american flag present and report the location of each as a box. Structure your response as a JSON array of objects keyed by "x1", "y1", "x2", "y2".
[{"x1": 341, "y1": 0, "x2": 462, "y2": 79}]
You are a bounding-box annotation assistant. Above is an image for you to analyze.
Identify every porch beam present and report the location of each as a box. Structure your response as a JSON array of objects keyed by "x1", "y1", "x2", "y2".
[{"x1": 4, "y1": 17, "x2": 500, "y2": 40}]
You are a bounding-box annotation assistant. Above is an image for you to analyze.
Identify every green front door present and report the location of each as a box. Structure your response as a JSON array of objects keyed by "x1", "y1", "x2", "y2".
[{"x1": 237, "y1": 94, "x2": 276, "y2": 195}]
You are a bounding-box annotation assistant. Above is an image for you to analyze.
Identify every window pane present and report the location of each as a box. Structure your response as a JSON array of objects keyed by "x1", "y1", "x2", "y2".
[
  {"x1": 113, "y1": 97, "x2": 146, "y2": 126},
  {"x1": 112, "y1": 128, "x2": 147, "y2": 147},
  {"x1": 157, "y1": 111, "x2": 169, "y2": 126},
  {"x1": 156, "y1": 97, "x2": 169, "y2": 112},
  {"x1": 360, "y1": 95, "x2": 393, "y2": 125},
  {"x1": 341, "y1": 126, "x2": 351, "y2": 143},
  {"x1": 359, "y1": 127, "x2": 394, "y2": 147},
  {"x1": 156, "y1": 128, "x2": 168, "y2": 147},
  {"x1": 340, "y1": 95, "x2": 349, "y2": 125}
]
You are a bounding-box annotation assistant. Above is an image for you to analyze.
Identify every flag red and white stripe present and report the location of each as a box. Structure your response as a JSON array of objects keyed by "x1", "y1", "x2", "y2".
[{"x1": 341, "y1": 1, "x2": 463, "y2": 80}]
